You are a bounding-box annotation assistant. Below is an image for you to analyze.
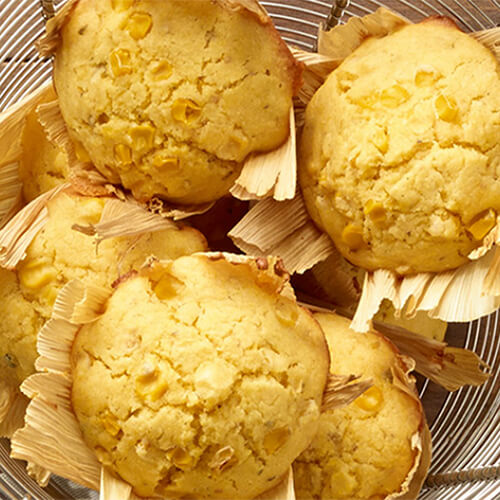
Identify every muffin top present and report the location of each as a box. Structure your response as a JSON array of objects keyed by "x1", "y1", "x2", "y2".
[
  {"x1": 0, "y1": 192, "x2": 207, "y2": 389},
  {"x1": 54, "y1": 0, "x2": 301, "y2": 204},
  {"x1": 300, "y1": 19, "x2": 500, "y2": 274},
  {"x1": 18, "y1": 85, "x2": 70, "y2": 203},
  {"x1": 71, "y1": 254, "x2": 329, "y2": 499},
  {"x1": 294, "y1": 313, "x2": 423, "y2": 500}
]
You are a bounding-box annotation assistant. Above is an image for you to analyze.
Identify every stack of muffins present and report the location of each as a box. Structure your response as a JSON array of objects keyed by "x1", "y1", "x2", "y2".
[{"x1": 0, "y1": 0, "x2": 498, "y2": 499}]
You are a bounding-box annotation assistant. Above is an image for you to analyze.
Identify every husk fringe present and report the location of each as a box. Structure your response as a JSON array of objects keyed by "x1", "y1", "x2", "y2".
[
  {"x1": 373, "y1": 320, "x2": 489, "y2": 392},
  {"x1": 0, "y1": 81, "x2": 54, "y2": 225},
  {"x1": 72, "y1": 197, "x2": 176, "y2": 243},
  {"x1": 36, "y1": 0, "x2": 80, "y2": 57},
  {"x1": 321, "y1": 373, "x2": 372, "y2": 412},
  {"x1": 11, "y1": 280, "x2": 110, "y2": 491},
  {"x1": 229, "y1": 195, "x2": 335, "y2": 274},
  {"x1": 303, "y1": 302, "x2": 488, "y2": 392},
  {"x1": 231, "y1": 107, "x2": 297, "y2": 201},
  {"x1": 0, "y1": 183, "x2": 70, "y2": 269},
  {"x1": 352, "y1": 250, "x2": 500, "y2": 333}
]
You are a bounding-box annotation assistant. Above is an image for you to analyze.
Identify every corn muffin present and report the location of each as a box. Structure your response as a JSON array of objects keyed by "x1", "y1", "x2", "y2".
[
  {"x1": 71, "y1": 254, "x2": 329, "y2": 499},
  {"x1": 18, "y1": 86, "x2": 70, "y2": 203},
  {"x1": 300, "y1": 19, "x2": 500, "y2": 274},
  {"x1": 53, "y1": 0, "x2": 301, "y2": 204},
  {"x1": 0, "y1": 192, "x2": 206, "y2": 419},
  {"x1": 294, "y1": 313, "x2": 424, "y2": 500}
]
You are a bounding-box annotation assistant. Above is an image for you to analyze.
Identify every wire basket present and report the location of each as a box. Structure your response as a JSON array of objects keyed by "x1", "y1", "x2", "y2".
[{"x1": 0, "y1": 0, "x2": 499, "y2": 498}]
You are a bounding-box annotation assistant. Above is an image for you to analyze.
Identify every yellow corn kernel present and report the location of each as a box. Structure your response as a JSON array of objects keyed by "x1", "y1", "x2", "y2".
[
  {"x1": 110, "y1": 48, "x2": 132, "y2": 77},
  {"x1": 151, "y1": 60, "x2": 173, "y2": 81},
  {"x1": 167, "y1": 447, "x2": 193, "y2": 470},
  {"x1": 114, "y1": 144, "x2": 132, "y2": 166},
  {"x1": 111, "y1": 0, "x2": 134, "y2": 11},
  {"x1": 355, "y1": 94, "x2": 376, "y2": 110},
  {"x1": 354, "y1": 385, "x2": 383, "y2": 412},
  {"x1": 18, "y1": 259, "x2": 56, "y2": 290},
  {"x1": 171, "y1": 98, "x2": 201, "y2": 124},
  {"x1": 101, "y1": 412, "x2": 121, "y2": 437},
  {"x1": 341, "y1": 224, "x2": 365, "y2": 250},
  {"x1": 371, "y1": 128, "x2": 388, "y2": 154},
  {"x1": 126, "y1": 12, "x2": 153, "y2": 40},
  {"x1": 130, "y1": 124, "x2": 155, "y2": 151},
  {"x1": 73, "y1": 140, "x2": 91, "y2": 162},
  {"x1": 434, "y1": 94, "x2": 458, "y2": 122},
  {"x1": 415, "y1": 66, "x2": 440, "y2": 87},
  {"x1": 380, "y1": 84, "x2": 410, "y2": 108},
  {"x1": 364, "y1": 200, "x2": 386, "y2": 224},
  {"x1": 153, "y1": 273, "x2": 184, "y2": 300},
  {"x1": 152, "y1": 154, "x2": 179, "y2": 170},
  {"x1": 208, "y1": 446, "x2": 236, "y2": 471},
  {"x1": 336, "y1": 70, "x2": 357, "y2": 92},
  {"x1": 263, "y1": 427, "x2": 290, "y2": 455},
  {"x1": 275, "y1": 298, "x2": 298, "y2": 327},
  {"x1": 136, "y1": 362, "x2": 157, "y2": 384},
  {"x1": 136, "y1": 374, "x2": 168, "y2": 402},
  {"x1": 466, "y1": 209, "x2": 497, "y2": 241}
]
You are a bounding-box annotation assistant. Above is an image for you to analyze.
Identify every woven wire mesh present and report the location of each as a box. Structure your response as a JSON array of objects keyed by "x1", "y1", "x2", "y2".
[{"x1": 0, "y1": 0, "x2": 499, "y2": 498}]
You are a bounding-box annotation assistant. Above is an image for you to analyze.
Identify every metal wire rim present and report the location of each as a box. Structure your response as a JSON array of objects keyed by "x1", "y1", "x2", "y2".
[{"x1": 0, "y1": 0, "x2": 499, "y2": 498}]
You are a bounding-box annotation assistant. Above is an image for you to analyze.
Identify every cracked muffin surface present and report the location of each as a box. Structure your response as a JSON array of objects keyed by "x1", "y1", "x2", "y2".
[
  {"x1": 293, "y1": 313, "x2": 423, "y2": 500},
  {"x1": 54, "y1": 0, "x2": 301, "y2": 204},
  {"x1": 0, "y1": 192, "x2": 206, "y2": 403},
  {"x1": 71, "y1": 255, "x2": 329, "y2": 499},
  {"x1": 299, "y1": 19, "x2": 500, "y2": 274}
]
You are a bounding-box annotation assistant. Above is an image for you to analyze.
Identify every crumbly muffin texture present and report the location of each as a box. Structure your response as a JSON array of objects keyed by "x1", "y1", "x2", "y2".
[
  {"x1": 0, "y1": 192, "x2": 206, "y2": 392},
  {"x1": 294, "y1": 313, "x2": 422, "y2": 500},
  {"x1": 300, "y1": 20, "x2": 500, "y2": 274},
  {"x1": 55, "y1": 0, "x2": 301, "y2": 204},
  {"x1": 71, "y1": 255, "x2": 329, "y2": 499},
  {"x1": 18, "y1": 86, "x2": 70, "y2": 202}
]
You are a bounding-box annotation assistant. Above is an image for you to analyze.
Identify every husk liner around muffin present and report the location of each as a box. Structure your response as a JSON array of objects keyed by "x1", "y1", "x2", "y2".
[
  {"x1": 230, "y1": 7, "x2": 500, "y2": 330},
  {"x1": 10, "y1": 254, "x2": 371, "y2": 498},
  {"x1": 0, "y1": 80, "x2": 56, "y2": 228},
  {"x1": 302, "y1": 300, "x2": 489, "y2": 392},
  {"x1": 36, "y1": 0, "x2": 298, "y2": 207}
]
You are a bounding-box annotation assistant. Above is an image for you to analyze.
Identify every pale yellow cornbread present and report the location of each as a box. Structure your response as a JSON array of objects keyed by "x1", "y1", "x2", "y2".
[
  {"x1": 294, "y1": 313, "x2": 423, "y2": 500},
  {"x1": 0, "y1": 192, "x2": 206, "y2": 398},
  {"x1": 300, "y1": 19, "x2": 500, "y2": 274},
  {"x1": 54, "y1": 0, "x2": 301, "y2": 204},
  {"x1": 18, "y1": 86, "x2": 70, "y2": 202},
  {"x1": 71, "y1": 254, "x2": 329, "y2": 499}
]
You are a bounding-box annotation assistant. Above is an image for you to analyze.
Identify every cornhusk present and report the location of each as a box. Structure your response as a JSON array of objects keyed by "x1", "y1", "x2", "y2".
[
  {"x1": 0, "y1": 81, "x2": 55, "y2": 226},
  {"x1": 321, "y1": 373, "x2": 372, "y2": 412},
  {"x1": 36, "y1": 0, "x2": 80, "y2": 57},
  {"x1": 0, "y1": 389, "x2": 28, "y2": 439},
  {"x1": 352, "y1": 250, "x2": 500, "y2": 333},
  {"x1": 231, "y1": 107, "x2": 297, "y2": 201},
  {"x1": 303, "y1": 301, "x2": 488, "y2": 392},
  {"x1": 72, "y1": 197, "x2": 176, "y2": 243},
  {"x1": 229, "y1": 195, "x2": 335, "y2": 274},
  {"x1": 0, "y1": 183, "x2": 70, "y2": 270},
  {"x1": 12, "y1": 253, "x2": 368, "y2": 498},
  {"x1": 214, "y1": 0, "x2": 269, "y2": 24},
  {"x1": 374, "y1": 320, "x2": 489, "y2": 392},
  {"x1": 234, "y1": 10, "x2": 500, "y2": 327}
]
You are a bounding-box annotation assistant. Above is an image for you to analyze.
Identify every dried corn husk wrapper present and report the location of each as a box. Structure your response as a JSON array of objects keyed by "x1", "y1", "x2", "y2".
[
  {"x1": 37, "y1": 0, "x2": 299, "y2": 207},
  {"x1": 0, "y1": 80, "x2": 58, "y2": 228},
  {"x1": 11, "y1": 254, "x2": 369, "y2": 499},
  {"x1": 231, "y1": 8, "x2": 500, "y2": 329},
  {"x1": 301, "y1": 298, "x2": 488, "y2": 392}
]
